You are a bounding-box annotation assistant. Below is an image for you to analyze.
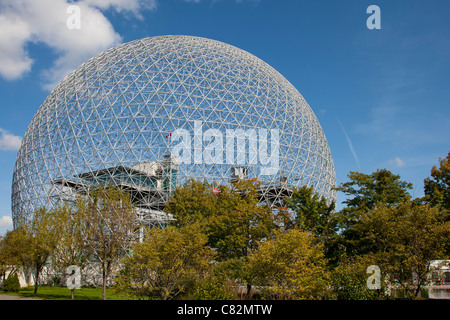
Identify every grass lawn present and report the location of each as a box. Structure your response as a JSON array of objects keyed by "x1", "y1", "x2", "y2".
[{"x1": 0, "y1": 286, "x2": 129, "y2": 300}]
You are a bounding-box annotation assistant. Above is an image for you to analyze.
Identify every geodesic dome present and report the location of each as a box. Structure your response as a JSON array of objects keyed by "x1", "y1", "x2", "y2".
[{"x1": 11, "y1": 35, "x2": 335, "y2": 226}]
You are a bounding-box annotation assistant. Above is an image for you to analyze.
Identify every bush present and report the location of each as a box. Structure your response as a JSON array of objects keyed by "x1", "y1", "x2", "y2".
[
  {"x1": 189, "y1": 275, "x2": 237, "y2": 300},
  {"x1": 330, "y1": 255, "x2": 390, "y2": 300},
  {"x1": 2, "y1": 272, "x2": 21, "y2": 292}
]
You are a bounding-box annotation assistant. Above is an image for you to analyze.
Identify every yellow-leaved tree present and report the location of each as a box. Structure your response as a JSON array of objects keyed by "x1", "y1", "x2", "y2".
[
  {"x1": 248, "y1": 228, "x2": 330, "y2": 299},
  {"x1": 115, "y1": 223, "x2": 214, "y2": 300}
]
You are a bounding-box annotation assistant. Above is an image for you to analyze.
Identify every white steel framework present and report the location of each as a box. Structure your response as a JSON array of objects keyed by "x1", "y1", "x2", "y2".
[{"x1": 12, "y1": 35, "x2": 336, "y2": 226}]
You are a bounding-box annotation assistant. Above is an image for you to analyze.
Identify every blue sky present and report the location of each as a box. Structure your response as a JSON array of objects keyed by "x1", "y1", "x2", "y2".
[{"x1": 0, "y1": 0, "x2": 449, "y2": 234}]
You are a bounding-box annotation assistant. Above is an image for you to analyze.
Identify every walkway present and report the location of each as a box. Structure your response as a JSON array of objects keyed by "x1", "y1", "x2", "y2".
[{"x1": 0, "y1": 294, "x2": 40, "y2": 300}]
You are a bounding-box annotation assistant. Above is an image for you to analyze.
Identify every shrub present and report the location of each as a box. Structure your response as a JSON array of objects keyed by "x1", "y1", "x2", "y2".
[
  {"x1": 2, "y1": 272, "x2": 21, "y2": 292},
  {"x1": 189, "y1": 275, "x2": 237, "y2": 300}
]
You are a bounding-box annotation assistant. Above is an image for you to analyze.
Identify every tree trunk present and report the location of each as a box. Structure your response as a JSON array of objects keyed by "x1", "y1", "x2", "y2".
[
  {"x1": 102, "y1": 268, "x2": 107, "y2": 300},
  {"x1": 34, "y1": 267, "x2": 39, "y2": 295},
  {"x1": 415, "y1": 283, "x2": 422, "y2": 299},
  {"x1": 246, "y1": 284, "x2": 252, "y2": 300}
]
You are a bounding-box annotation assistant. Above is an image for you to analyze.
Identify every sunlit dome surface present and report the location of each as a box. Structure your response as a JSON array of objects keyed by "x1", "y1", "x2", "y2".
[{"x1": 12, "y1": 35, "x2": 335, "y2": 225}]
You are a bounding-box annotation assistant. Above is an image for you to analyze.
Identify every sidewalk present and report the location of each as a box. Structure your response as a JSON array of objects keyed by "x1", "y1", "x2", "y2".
[{"x1": 0, "y1": 294, "x2": 40, "y2": 300}]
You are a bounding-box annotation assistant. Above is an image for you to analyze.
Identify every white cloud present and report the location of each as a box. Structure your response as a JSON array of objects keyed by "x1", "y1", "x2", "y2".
[
  {"x1": 0, "y1": 0, "x2": 157, "y2": 89},
  {"x1": 0, "y1": 14, "x2": 33, "y2": 80},
  {"x1": 0, "y1": 216, "x2": 13, "y2": 228},
  {"x1": 389, "y1": 156, "x2": 406, "y2": 168},
  {"x1": 0, "y1": 128, "x2": 22, "y2": 151}
]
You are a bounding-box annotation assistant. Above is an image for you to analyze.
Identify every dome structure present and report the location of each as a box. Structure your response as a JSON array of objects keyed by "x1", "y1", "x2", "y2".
[{"x1": 12, "y1": 35, "x2": 335, "y2": 227}]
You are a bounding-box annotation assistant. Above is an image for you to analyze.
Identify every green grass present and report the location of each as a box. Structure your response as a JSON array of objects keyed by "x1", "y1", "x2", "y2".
[{"x1": 0, "y1": 286, "x2": 129, "y2": 300}]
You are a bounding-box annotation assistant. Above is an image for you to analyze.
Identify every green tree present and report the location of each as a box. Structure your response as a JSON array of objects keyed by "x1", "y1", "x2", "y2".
[
  {"x1": 330, "y1": 254, "x2": 389, "y2": 300},
  {"x1": 165, "y1": 179, "x2": 218, "y2": 228},
  {"x1": 424, "y1": 151, "x2": 450, "y2": 212},
  {"x1": 77, "y1": 186, "x2": 136, "y2": 300},
  {"x1": 280, "y1": 185, "x2": 336, "y2": 242},
  {"x1": 0, "y1": 228, "x2": 29, "y2": 280},
  {"x1": 352, "y1": 201, "x2": 450, "y2": 298},
  {"x1": 2, "y1": 272, "x2": 20, "y2": 293},
  {"x1": 166, "y1": 179, "x2": 275, "y2": 260},
  {"x1": 335, "y1": 169, "x2": 413, "y2": 254},
  {"x1": 115, "y1": 224, "x2": 213, "y2": 300},
  {"x1": 18, "y1": 207, "x2": 63, "y2": 295},
  {"x1": 336, "y1": 169, "x2": 413, "y2": 213},
  {"x1": 209, "y1": 179, "x2": 275, "y2": 259},
  {"x1": 189, "y1": 273, "x2": 237, "y2": 300},
  {"x1": 50, "y1": 203, "x2": 89, "y2": 299},
  {"x1": 248, "y1": 228, "x2": 329, "y2": 300},
  {"x1": 206, "y1": 257, "x2": 252, "y2": 299}
]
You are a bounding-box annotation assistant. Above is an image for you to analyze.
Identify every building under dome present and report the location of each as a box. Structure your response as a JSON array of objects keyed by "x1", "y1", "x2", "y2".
[{"x1": 11, "y1": 35, "x2": 336, "y2": 228}]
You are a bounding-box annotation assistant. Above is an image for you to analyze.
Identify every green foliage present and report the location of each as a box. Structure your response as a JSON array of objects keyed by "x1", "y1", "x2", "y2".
[
  {"x1": 17, "y1": 207, "x2": 64, "y2": 295},
  {"x1": 213, "y1": 257, "x2": 251, "y2": 284},
  {"x1": 334, "y1": 169, "x2": 414, "y2": 255},
  {"x1": 336, "y1": 168, "x2": 412, "y2": 213},
  {"x1": 279, "y1": 185, "x2": 338, "y2": 263},
  {"x1": 165, "y1": 179, "x2": 218, "y2": 227},
  {"x1": 77, "y1": 186, "x2": 136, "y2": 300},
  {"x1": 50, "y1": 203, "x2": 89, "y2": 283},
  {"x1": 115, "y1": 224, "x2": 214, "y2": 300},
  {"x1": 248, "y1": 228, "x2": 330, "y2": 300},
  {"x1": 281, "y1": 185, "x2": 336, "y2": 236},
  {"x1": 363, "y1": 201, "x2": 450, "y2": 298},
  {"x1": 332, "y1": 198, "x2": 450, "y2": 298},
  {"x1": 3, "y1": 151, "x2": 449, "y2": 301},
  {"x1": 0, "y1": 228, "x2": 29, "y2": 269},
  {"x1": 330, "y1": 254, "x2": 389, "y2": 300},
  {"x1": 166, "y1": 178, "x2": 275, "y2": 260},
  {"x1": 424, "y1": 151, "x2": 450, "y2": 212},
  {"x1": 2, "y1": 272, "x2": 20, "y2": 293},
  {"x1": 188, "y1": 274, "x2": 237, "y2": 300}
]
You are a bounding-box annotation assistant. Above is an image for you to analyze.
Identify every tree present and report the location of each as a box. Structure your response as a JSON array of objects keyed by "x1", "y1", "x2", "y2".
[
  {"x1": 50, "y1": 203, "x2": 89, "y2": 299},
  {"x1": 115, "y1": 224, "x2": 214, "y2": 300},
  {"x1": 77, "y1": 186, "x2": 136, "y2": 300},
  {"x1": 352, "y1": 201, "x2": 450, "y2": 298},
  {"x1": 248, "y1": 228, "x2": 329, "y2": 300},
  {"x1": 0, "y1": 228, "x2": 30, "y2": 282},
  {"x1": 2, "y1": 272, "x2": 20, "y2": 293},
  {"x1": 330, "y1": 253, "x2": 389, "y2": 300},
  {"x1": 424, "y1": 151, "x2": 450, "y2": 212},
  {"x1": 164, "y1": 178, "x2": 276, "y2": 298},
  {"x1": 335, "y1": 169, "x2": 413, "y2": 254},
  {"x1": 18, "y1": 207, "x2": 63, "y2": 294},
  {"x1": 336, "y1": 169, "x2": 413, "y2": 213},
  {"x1": 165, "y1": 179, "x2": 218, "y2": 228},
  {"x1": 51, "y1": 203, "x2": 88, "y2": 269},
  {"x1": 279, "y1": 185, "x2": 336, "y2": 240},
  {"x1": 166, "y1": 179, "x2": 275, "y2": 260},
  {"x1": 189, "y1": 273, "x2": 237, "y2": 300},
  {"x1": 208, "y1": 179, "x2": 275, "y2": 259},
  {"x1": 201, "y1": 257, "x2": 252, "y2": 299}
]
